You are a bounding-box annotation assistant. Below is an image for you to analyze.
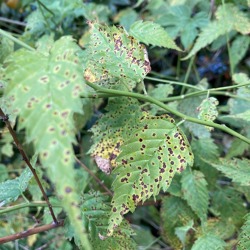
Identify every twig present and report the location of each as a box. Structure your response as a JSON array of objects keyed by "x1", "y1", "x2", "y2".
[
  {"x1": 0, "y1": 108, "x2": 58, "y2": 224},
  {"x1": 0, "y1": 221, "x2": 64, "y2": 244},
  {"x1": 75, "y1": 157, "x2": 113, "y2": 197}
]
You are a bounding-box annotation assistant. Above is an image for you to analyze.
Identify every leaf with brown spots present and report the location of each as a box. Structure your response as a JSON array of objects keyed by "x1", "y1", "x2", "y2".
[
  {"x1": 84, "y1": 21, "x2": 151, "y2": 90},
  {"x1": 4, "y1": 36, "x2": 92, "y2": 249},
  {"x1": 108, "y1": 114, "x2": 193, "y2": 235},
  {"x1": 89, "y1": 97, "x2": 143, "y2": 170}
]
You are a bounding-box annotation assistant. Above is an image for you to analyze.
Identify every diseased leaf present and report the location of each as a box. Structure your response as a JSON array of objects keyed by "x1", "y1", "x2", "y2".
[
  {"x1": 191, "y1": 233, "x2": 226, "y2": 250},
  {"x1": 108, "y1": 114, "x2": 193, "y2": 235},
  {"x1": 129, "y1": 21, "x2": 181, "y2": 50},
  {"x1": 0, "y1": 167, "x2": 32, "y2": 206},
  {"x1": 197, "y1": 97, "x2": 219, "y2": 128},
  {"x1": 181, "y1": 167, "x2": 209, "y2": 222},
  {"x1": 4, "y1": 36, "x2": 92, "y2": 249},
  {"x1": 184, "y1": 4, "x2": 250, "y2": 59},
  {"x1": 211, "y1": 158, "x2": 250, "y2": 186},
  {"x1": 84, "y1": 21, "x2": 151, "y2": 88},
  {"x1": 237, "y1": 213, "x2": 250, "y2": 250},
  {"x1": 89, "y1": 97, "x2": 143, "y2": 169}
]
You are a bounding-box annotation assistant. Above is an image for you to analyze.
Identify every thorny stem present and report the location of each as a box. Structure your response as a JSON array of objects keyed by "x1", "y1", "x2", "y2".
[
  {"x1": 85, "y1": 82, "x2": 250, "y2": 145},
  {"x1": 0, "y1": 108, "x2": 58, "y2": 224},
  {"x1": 0, "y1": 221, "x2": 64, "y2": 244}
]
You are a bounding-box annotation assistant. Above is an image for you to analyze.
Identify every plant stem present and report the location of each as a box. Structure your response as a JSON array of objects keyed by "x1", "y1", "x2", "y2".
[
  {"x1": 0, "y1": 108, "x2": 58, "y2": 224},
  {"x1": 0, "y1": 201, "x2": 62, "y2": 215},
  {"x1": 85, "y1": 82, "x2": 250, "y2": 144},
  {"x1": 145, "y1": 76, "x2": 201, "y2": 90},
  {"x1": 182, "y1": 56, "x2": 195, "y2": 94},
  {"x1": 0, "y1": 29, "x2": 35, "y2": 51},
  {"x1": 0, "y1": 221, "x2": 64, "y2": 244}
]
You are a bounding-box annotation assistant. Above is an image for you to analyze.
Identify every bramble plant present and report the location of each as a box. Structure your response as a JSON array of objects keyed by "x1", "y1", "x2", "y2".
[{"x1": 0, "y1": 0, "x2": 250, "y2": 249}]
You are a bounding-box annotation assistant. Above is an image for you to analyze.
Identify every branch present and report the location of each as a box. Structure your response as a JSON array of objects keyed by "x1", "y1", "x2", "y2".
[
  {"x1": 0, "y1": 221, "x2": 64, "y2": 244},
  {"x1": 0, "y1": 108, "x2": 58, "y2": 224},
  {"x1": 85, "y1": 82, "x2": 250, "y2": 145}
]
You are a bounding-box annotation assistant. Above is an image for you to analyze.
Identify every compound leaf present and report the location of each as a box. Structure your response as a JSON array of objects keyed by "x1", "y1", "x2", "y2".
[
  {"x1": 4, "y1": 36, "x2": 91, "y2": 249},
  {"x1": 184, "y1": 3, "x2": 250, "y2": 59},
  {"x1": 108, "y1": 114, "x2": 193, "y2": 235},
  {"x1": 129, "y1": 20, "x2": 181, "y2": 50}
]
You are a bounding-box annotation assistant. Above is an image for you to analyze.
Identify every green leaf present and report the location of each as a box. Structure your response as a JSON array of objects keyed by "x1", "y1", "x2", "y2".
[
  {"x1": 84, "y1": 21, "x2": 151, "y2": 88},
  {"x1": 191, "y1": 233, "x2": 226, "y2": 250},
  {"x1": 108, "y1": 114, "x2": 193, "y2": 235},
  {"x1": 191, "y1": 138, "x2": 220, "y2": 186},
  {"x1": 210, "y1": 187, "x2": 247, "y2": 226},
  {"x1": 229, "y1": 95, "x2": 250, "y2": 111},
  {"x1": 4, "y1": 36, "x2": 92, "y2": 249},
  {"x1": 129, "y1": 21, "x2": 181, "y2": 50},
  {"x1": 0, "y1": 35, "x2": 14, "y2": 64},
  {"x1": 156, "y1": 5, "x2": 209, "y2": 49},
  {"x1": 149, "y1": 84, "x2": 174, "y2": 100},
  {"x1": 237, "y1": 213, "x2": 250, "y2": 250},
  {"x1": 175, "y1": 220, "x2": 194, "y2": 247},
  {"x1": 230, "y1": 36, "x2": 250, "y2": 72},
  {"x1": 0, "y1": 164, "x2": 8, "y2": 182},
  {"x1": 184, "y1": 3, "x2": 250, "y2": 59},
  {"x1": 232, "y1": 73, "x2": 250, "y2": 84},
  {"x1": 0, "y1": 167, "x2": 32, "y2": 206},
  {"x1": 161, "y1": 196, "x2": 196, "y2": 249},
  {"x1": 181, "y1": 167, "x2": 209, "y2": 222},
  {"x1": 211, "y1": 158, "x2": 250, "y2": 186},
  {"x1": 114, "y1": 8, "x2": 138, "y2": 31},
  {"x1": 226, "y1": 138, "x2": 249, "y2": 159}
]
